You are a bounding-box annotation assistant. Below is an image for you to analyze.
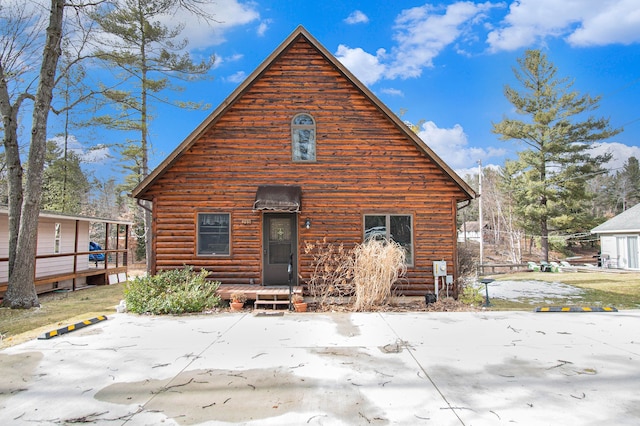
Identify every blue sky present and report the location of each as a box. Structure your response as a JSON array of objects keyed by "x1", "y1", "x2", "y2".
[{"x1": 51, "y1": 0, "x2": 640, "y2": 179}]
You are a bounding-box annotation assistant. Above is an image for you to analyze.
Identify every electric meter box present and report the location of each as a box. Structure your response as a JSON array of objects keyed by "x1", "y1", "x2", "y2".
[{"x1": 433, "y1": 261, "x2": 447, "y2": 277}]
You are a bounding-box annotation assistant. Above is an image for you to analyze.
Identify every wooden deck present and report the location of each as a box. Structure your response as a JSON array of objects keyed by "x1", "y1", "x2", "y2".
[{"x1": 0, "y1": 264, "x2": 129, "y2": 299}]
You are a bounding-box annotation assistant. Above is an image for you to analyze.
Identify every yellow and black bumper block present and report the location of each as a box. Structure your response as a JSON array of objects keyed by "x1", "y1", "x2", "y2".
[
  {"x1": 535, "y1": 306, "x2": 617, "y2": 313},
  {"x1": 38, "y1": 316, "x2": 108, "y2": 340}
]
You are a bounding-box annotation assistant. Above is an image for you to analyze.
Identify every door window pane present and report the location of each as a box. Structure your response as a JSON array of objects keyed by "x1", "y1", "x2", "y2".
[
  {"x1": 269, "y1": 217, "x2": 291, "y2": 264},
  {"x1": 197, "y1": 213, "x2": 230, "y2": 255}
]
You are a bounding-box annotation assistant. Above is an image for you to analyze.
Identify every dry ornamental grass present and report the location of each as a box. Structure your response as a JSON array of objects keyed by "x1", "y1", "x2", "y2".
[{"x1": 352, "y1": 240, "x2": 407, "y2": 311}]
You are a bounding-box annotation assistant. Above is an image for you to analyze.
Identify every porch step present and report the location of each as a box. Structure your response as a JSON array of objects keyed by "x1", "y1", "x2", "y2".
[{"x1": 254, "y1": 288, "x2": 292, "y2": 310}]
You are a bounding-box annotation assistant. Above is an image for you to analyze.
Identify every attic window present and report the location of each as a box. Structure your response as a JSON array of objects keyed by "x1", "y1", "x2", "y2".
[{"x1": 292, "y1": 113, "x2": 316, "y2": 161}]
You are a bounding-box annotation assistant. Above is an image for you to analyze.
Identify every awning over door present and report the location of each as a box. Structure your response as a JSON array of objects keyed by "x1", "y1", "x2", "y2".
[{"x1": 253, "y1": 185, "x2": 302, "y2": 212}]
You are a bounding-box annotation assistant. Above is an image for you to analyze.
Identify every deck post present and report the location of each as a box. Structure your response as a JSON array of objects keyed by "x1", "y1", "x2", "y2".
[{"x1": 73, "y1": 220, "x2": 79, "y2": 291}]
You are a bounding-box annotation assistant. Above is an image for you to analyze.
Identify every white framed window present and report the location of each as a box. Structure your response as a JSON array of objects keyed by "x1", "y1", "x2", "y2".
[
  {"x1": 197, "y1": 213, "x2": 230, "y2": 256},
  {"x1": 363, "y1": 214, "x2": 414, "y2": 265},
  {"x1": 54, "y1": 223, "x2": 62, "y2": 254},
  {"x1": 292, "y1": 113, "x2": 316, "y2": 161}
]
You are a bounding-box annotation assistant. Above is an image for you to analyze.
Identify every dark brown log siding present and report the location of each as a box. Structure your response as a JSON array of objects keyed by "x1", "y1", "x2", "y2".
[{"x1": 144, "y1": 37, "x2": 468, "y2": 295}]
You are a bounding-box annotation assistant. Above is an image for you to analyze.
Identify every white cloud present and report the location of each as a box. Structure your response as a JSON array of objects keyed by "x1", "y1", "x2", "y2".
[
  {"x1": 567, "y1": 0, "x2": 640, "y2": 46},
  {"x1": 257, "y1": 19, "x2": 272, "y2": 37},
  {"x1": 487, "y1": 0, "x2": 640, "y2": 51},
  {"x1": 416, "y1": 121, "x2": 506, "y2": 169},
  {"x1": 386, "y1": 2, "x2": 498, "y2": 79},
  {"x1": 211, "y1": 53, "x2": 243, "y2": 69},
  {"x1": 335, "y1": 45, "x2": 387, "y2": 85},
  {"x1": 225, "y1": 71, "x2": 247, "y2": 83},
  {"x1": 50, "y1": 135, "x2": 111, "y2": 164},
  {"x1": 336, "y1": 2, "x2": 498, "y2": 84},
  {"x1": 82, "y1": 145, "x2": 111, "y2": 163},
  {"x1": 345, "y1": 10, "x2": 369, "y2": 25},
  {"x1": 380, "y1": 88, "x2": 404, "y2": 97},
  {"x1": 167, "y1": 0, "x2": 260, "y2": 50},
  {"x1": 590, "y1": 142, "x2": 640, "y2": 171}
]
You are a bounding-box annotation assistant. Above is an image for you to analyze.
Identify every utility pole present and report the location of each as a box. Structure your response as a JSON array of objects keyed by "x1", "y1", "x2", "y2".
[{"x1": 478, "y1": 160, "x2": 483, "y2": 268}]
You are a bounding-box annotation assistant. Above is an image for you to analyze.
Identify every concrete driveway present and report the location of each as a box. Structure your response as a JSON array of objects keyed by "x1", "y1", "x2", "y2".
[{"x1": 1, "y1": 310, "x2": 639, "y2": 425}]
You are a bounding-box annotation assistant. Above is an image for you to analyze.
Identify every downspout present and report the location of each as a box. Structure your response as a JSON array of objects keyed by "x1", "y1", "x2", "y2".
[
  {"x1": 136, "y1": 198, "x2": 153, "y2": 274},
  {"x1": 136, "y1": 198, "x2": 152, "y2": 213},
  {"x1": 457, "y1": 199, "x2": 472, "y2": 210}
]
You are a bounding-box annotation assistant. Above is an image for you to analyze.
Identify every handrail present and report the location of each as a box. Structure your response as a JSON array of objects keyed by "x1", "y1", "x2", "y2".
[{"x1": 0, "y1": 249, "x2": 128, "y2": 262}]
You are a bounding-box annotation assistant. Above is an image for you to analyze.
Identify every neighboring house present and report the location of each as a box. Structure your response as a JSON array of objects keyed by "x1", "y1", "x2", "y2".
[
  {"x1": 0, "y1": 209, "x2": 131, "y2": 298},
  {"x1": 132, "y1": 26, "x2": 476, "y2": 296},
  {"x1": 458, "y1": 221, "x2": 490, "y2": 243},
  {"x1": 591, "y1": 203, "x2": 640, "y2": 270}
]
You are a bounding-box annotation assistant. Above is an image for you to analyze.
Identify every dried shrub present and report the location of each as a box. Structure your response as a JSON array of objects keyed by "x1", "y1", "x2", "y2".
[
  {"x1": 352, "y1": 240, "x2": 407, "y2": 312},
  {"x1": 457, "y1": 242, "x2": 478, "y2": 279},
  {"x1": 304, "y1": 238, "x2": 355, "y2": 308}
]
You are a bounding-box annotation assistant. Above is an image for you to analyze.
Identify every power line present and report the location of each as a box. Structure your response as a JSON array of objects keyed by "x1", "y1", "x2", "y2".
[
  {"x1": 619, "y1": 116, "x2": 640, "y2": 128},
  {"x1": 602, "y1": 76, "x2": 640, "y2": 99}
]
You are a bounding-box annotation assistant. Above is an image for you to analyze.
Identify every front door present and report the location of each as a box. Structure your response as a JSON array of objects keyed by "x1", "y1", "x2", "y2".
[{"x1": 263, "y1": 213, "x2": 297, "y2": 285}]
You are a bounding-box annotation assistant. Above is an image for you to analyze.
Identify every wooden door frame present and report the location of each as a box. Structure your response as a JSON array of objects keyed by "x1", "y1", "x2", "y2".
[{"x1": 261, "y1": 212, "x2": 298, "y2": 285}]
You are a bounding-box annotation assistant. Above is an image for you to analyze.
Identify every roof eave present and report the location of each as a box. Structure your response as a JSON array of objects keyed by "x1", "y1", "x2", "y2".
[{"x1": 592, "y1": 229, "x2": 640, "y2": 235}]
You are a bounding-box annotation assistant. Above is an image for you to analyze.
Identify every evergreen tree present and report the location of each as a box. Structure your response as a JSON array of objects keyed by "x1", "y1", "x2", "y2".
[
  {"x1": 493, "y1": 49, "x2": 620, "y2": 261},
  {"x1": 91, "y1": 0, "x2": 214, "y2": 270},
  {"x1": 41, "y1": 141, "x2": 91, "y2": 214},
  {"x1": 616, "y1": 156, "x2": 640, "y2": 210}
]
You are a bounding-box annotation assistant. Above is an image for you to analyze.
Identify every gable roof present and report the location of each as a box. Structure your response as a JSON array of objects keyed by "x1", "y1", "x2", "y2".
[
  {"x1": 131, "y1": 25, "x2": 476, "y2": 201},
  {"x1": 591, "y1": 203, "x2": 640, "y2": 234}
]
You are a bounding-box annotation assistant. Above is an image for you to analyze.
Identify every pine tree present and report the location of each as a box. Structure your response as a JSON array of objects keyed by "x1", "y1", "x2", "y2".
[
  {"x1": 617, "y1": 157, "x2": 640, "y2": 210},
  {"x1": 493, "y1": 50, "x2": 620, "y2": 261},
  {"x1": 41, "y1": 141, "x2": 91, "y2": 214},
  {"x1": 91, "y1": 0, "x2": 214, "y2": 270}
]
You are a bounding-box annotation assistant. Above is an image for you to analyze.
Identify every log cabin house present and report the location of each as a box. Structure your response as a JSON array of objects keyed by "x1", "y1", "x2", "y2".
[
  {"x1": 132, "y1": 26, "x2": 475, "y2": 297},
  {"x1": 0, "y1": 209, "x2": 131, "y2": 299}
]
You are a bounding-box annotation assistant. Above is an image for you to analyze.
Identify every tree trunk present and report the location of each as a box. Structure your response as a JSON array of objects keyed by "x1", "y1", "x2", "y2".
[
  {"x1": 540, "y1": 217, "x2": 549, "y2": 263},
  {"x1": 0, "y1": 103, "x2": 23, "y2": 275},
  {"x1": 2, "y1": 0, "x2": 65, "y2": 309}
]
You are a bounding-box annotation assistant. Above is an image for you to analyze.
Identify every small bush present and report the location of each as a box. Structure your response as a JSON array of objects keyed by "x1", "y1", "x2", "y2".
[
  {"x1": 124, "y1": 266, "x2": 221, "y2": 314},
  {"x1": 459, "y1": 280, "x2": 484, "y2": 306}
]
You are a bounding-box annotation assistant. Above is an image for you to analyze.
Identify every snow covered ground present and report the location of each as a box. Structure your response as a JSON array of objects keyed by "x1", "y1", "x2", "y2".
[{"x1": 484, "y1": 279, "x2": 585, "y2": 303}]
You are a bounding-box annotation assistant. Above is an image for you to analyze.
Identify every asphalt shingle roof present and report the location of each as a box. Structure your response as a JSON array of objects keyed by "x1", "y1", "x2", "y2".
[{"x1": 591, "y1": 202, "x2": 640, "y2": 233}]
